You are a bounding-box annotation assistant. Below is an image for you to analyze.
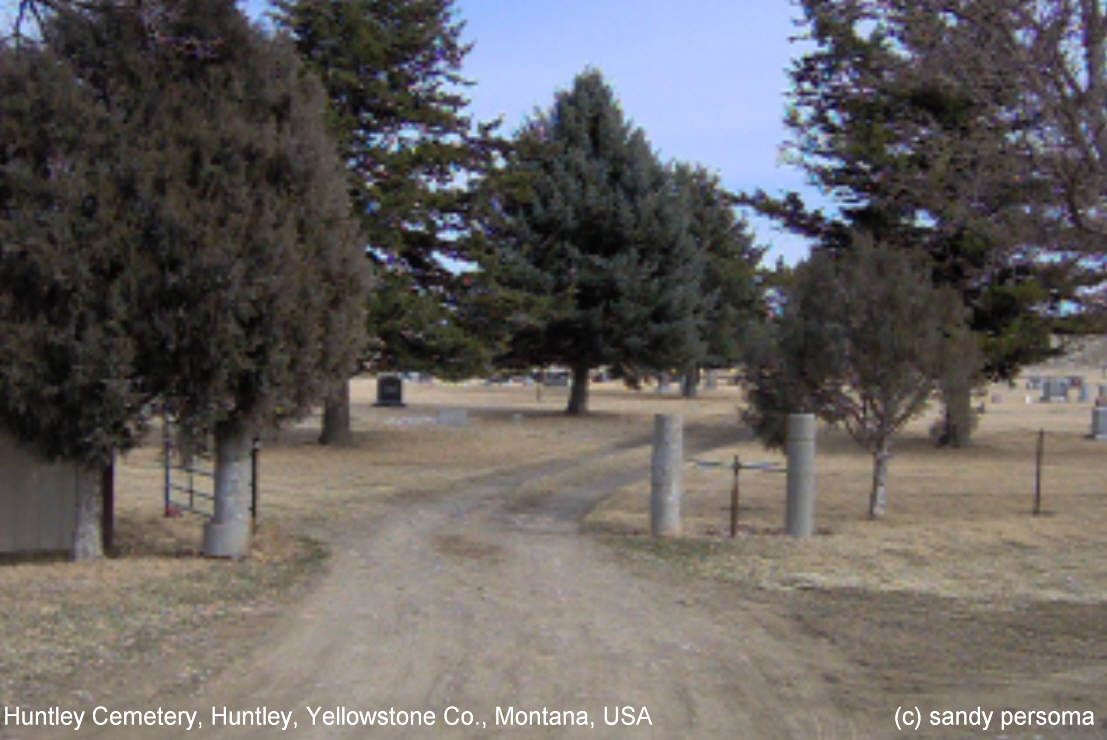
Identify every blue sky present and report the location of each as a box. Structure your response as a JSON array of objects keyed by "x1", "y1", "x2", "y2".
[{"x1": 454, "y1": 0, "x2": 819, "y2": 265}]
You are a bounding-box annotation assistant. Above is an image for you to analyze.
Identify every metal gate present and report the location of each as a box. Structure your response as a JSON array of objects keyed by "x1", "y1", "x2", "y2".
[{"x1": 162, "y1": 419, "x2": 259, "y2": 524}]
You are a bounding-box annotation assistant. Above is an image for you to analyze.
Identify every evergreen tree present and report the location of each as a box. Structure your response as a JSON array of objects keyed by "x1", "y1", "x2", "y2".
[
  {"x1": 41, "y1": 0, "x2": 368, "y2": 556},
  {"x1": 744, "y1": 236, "x2": 977, "y2": 518},
  {"x1": 273, "y1": 0, "x2": 503, "y2": 444},
  {"x1": 747, "y1": 0, "x2": 1098, "y2": 444},
  {"x1": 672, "y1": 164, "x2": 764, "y2": 397},
  {"x1": 483, "y1": 69, "x2": 704, "y2": 414},
  {"x1": 0, "y1": 39, "x2": 150, "y2": 558}
]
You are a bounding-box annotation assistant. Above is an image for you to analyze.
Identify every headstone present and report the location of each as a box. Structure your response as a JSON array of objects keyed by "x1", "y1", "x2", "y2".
[
  {"x1": 656, "y1": 372, "x2": 671, "y2": 393},
  {"x1": 1079, "y1": 384, "x2": 1090, "y2": 403},
  {"x1": 1041, "y1": 376, "x2": 1069, "y2": 402},
  {"x1": 1099, "y1": 383, "x2": 1107, "y2": 400},
  {"x1": 991, "y1": 393, "x2": 1002, "y2": 404},
  {"x1": 1069, "y1": 375, "x2": 1084, "y2": 389},
  {"x1": 545, "y1": 370, "x2": 569, "y2": 387},
  {"x1": 650, "y1": 414, "x2": 682, "y2": 537},
  {"x1": 704, "y1": 369, "x2": 718, "y2": 390},
  {"x1": 1027, "y1": 375, "x2": 1042, "y2": 390},
  {"x1": 786, "y1": 414, "x2": 816, "y2": 537},
  {"x1": 1093, "y1": 407, "x2": 1107, "y2": 440},
  {"x1": 435, "y1": 408, "x2": 468, "y2": 427},
  {"x1": 375, "y1": 375, "x2": 405, "y2": 407}
]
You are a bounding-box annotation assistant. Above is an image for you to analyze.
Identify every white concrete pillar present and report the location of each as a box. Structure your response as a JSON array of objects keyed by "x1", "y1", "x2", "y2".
[
  {"x1": 786, "y1": 413, "x2": 816, "y2": 537},
  {"x1": 204, "y1": 418, "x2": 252, "y2": 557},
  {"x1": 650, "y1": 414, "x2": 682, "y2": 537}
]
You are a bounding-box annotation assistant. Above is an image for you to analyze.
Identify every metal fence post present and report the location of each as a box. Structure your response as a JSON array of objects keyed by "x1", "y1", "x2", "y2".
[{"x1": 251, "y1": 437, "x2": 260, "y2": 529}]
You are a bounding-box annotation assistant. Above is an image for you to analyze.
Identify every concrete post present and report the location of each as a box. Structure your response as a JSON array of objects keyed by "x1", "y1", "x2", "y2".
[
  {"x1": 786, "y1": 413, "x2": 816, "y2": 537},
  {"x1": 1093, "y1": 407, "x2": 1107, "y2": 440},
  {"x1": 204, "y1": 418, "x2": 252, "y2": 558},
  {"x1": 650, "y1": 414, "x2": 682, "y2": 537}
]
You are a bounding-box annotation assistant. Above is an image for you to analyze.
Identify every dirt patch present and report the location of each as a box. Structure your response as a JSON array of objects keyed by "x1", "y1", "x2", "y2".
[{"x1": 432, "y1": 533, "x2": 504, "y2": 562}]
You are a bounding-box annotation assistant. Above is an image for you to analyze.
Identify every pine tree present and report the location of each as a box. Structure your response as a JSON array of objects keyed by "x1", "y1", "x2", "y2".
[
  {"x1": 747, "y1": 0, "x2": 1098, "y2": 444},
  {"x1": 273, "y1": 0, "x2": 503, "y2": 443},
  {"x1": 483, "y1": 69, "x2": 704, "y2": 414}
]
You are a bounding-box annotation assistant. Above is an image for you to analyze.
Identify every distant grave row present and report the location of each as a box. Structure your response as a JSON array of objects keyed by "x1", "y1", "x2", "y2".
[{"x1": 1024, "y1": 375, "x2": 1106, "y2": 403}]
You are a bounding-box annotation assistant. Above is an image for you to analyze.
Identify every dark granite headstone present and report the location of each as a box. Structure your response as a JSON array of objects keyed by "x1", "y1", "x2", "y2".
[{"x1": 375, "y1": 375, "x2": 405, "y2": 407}]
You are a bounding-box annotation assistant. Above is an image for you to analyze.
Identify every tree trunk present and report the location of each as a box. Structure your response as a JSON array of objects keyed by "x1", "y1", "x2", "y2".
[
  {"x1": 101, "y1": 455, "x2": 114, "y2": 554},
  {"x1": 939, "y1": 378, "x2": 975, "y2": 448},
  {"x1": 869, "y1": 439, "x2": 889, "y2": 519},
  {"x1": 681, "y1": 364, "x2": 700, "y2": 398},
  {"x1": 71, "y1": 466, "x2": 103, "y2": 561},
  {"x1": 567, "y1": 363, "x2": 591, "y2": 415},
  {"x1": 204, "y1": 417, "x2": 252, "y2": 557},
  {"x1": 319, "y1": 379, "x2": 352, "y2": 446}
]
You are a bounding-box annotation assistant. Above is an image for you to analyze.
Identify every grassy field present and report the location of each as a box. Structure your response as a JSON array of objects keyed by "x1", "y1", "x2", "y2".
[
  {"x1": 2, "y1": 377, "x2": 734, "y2": 708},
  {"x1": 2, "y1": 368, "x2": 1106, "y2": 724},
  {"x1": 587, "y1": 367, "x2": 1107, "y2": 604}
]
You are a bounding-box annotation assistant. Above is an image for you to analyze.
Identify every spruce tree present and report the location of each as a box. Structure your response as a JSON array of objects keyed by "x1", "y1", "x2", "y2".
[
  {"x1": 484, "y1": 69, "x2": 703, "y2": 414},
  {"x1": 672, "y1": 164, "x2": 764, "y2": 397}
]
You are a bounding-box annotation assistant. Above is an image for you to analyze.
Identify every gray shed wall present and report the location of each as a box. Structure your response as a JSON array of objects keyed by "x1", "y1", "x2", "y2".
[{"x1": 0, "y1": 428, "x2": 89, "y2": 554}]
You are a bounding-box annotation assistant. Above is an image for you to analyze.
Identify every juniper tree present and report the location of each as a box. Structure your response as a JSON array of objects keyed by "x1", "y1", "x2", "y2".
[
  {"x1": 41, "y1": 0, "x2": 368, "y2": 555},
  {"x1": 0, "y1": 40, "x2": 151, "y2": 558},
  {"x1": 744, "y1": 236, "x2": 977, "y2": 518},
  {"x1": 273, "y1": 0, "x2": 504, "y2": 443},
  {"x1": 482, "y1": 70, "x2": 704, "y2": 414}
]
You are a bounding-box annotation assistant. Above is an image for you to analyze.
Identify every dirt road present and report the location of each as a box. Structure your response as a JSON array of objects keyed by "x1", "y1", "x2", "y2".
[{"x1": 75, "y1": 427, "x2": 871, "y2": 740}]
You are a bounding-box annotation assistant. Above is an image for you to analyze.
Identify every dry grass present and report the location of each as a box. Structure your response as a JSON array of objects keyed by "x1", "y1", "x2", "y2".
[
  {"x1": 7, "y1": 368, "x2": 1107, "y2": 710},
  {"x1": 587, "y1": 368, "x2": 1107, "y2": 605},
  {"x1": 0, "y1": 524, "x2": 326, "y2": 707},
  {"x1": 0, "y1": 376, "x2": 742, "y2": 706}
]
